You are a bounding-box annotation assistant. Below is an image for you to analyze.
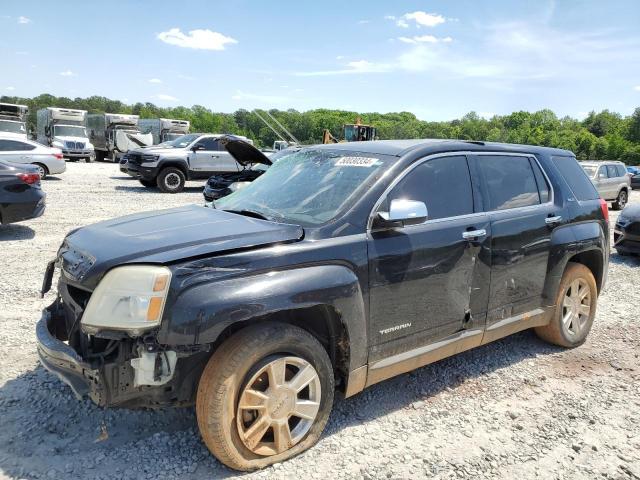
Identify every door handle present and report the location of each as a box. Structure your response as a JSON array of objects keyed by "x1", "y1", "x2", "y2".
[
  {"x1": 211, "y1": 155, "x2": 219, "y2": 158},
  {"x1": 462, "y1": 229, "x2": 487, "y2": 240},
  {"x1": 545, "y1": 215, "x2": 562, "y2": 226}
]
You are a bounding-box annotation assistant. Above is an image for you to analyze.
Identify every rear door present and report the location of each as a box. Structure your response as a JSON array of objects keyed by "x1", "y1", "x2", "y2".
[
  {"x1": 0, "y1": 139, "x2": 37, "y2": 165},
  {"x1": 472, "y1": 153, "x2": 558, "y2": 327},
  {"x1": 367, "y1": 154, "x2": 491, "y2": 362}
]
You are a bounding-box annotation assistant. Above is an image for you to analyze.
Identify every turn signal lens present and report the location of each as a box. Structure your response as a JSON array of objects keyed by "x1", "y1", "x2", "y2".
[
  {"x1": 153, "y1": 274, "x2": 169, "y2": 292},
  {"x1": 147, "y1": 297, "x2": 163, "y2": 322}
]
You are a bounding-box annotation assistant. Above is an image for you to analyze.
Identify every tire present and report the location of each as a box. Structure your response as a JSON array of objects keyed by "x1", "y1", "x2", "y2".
[
  {"x1": 535, "y1": 262, "x2": 597, "y2": 348},
  {"x1": 95, "y1": 150, "x2": 106, "y2": 162},
  {"x1": 139, "y1": 179, "x2": 156, "y2": 188},
  {"x1": 34, "y1": 163, "x2": 48, "y2": 179},
  {"x1": 196, "y1": 322, "x2": 334, "y2": 471},
  {"x1": 612, "y1": 189, "x2": 628, "y2": 210},
  {"x1": 157, "y1": 167, "x2": 186, "y2": 193},
  {"x1": 110, "y1": 151, "x2": 118, "y2": 163}
]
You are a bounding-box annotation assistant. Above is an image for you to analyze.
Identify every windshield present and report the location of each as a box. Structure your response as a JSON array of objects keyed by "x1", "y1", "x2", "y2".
[
  {"x1": 581, "y1": 165, "x2": 597, "y2": 178},
  {"x1": 215, "y1": 149, "x2": 389, "y2": 226},
  {"x1": 166, "y1": 133, "x2": 200, "y2": 148},
  {"x1": 0, "y1": 120, "x2": 26, "y2": 134},
  {"x1": 54, "y1": 125, "x2": 87, "y2": 138}
]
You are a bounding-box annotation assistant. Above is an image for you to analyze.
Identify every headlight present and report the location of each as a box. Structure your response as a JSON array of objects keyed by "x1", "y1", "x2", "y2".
[
  {"x1": 141, "y1": 154, "x2": 159, "y2": 162},
  {"x1": 81, "y1": 265, "x2": 171, "y2": 336}
]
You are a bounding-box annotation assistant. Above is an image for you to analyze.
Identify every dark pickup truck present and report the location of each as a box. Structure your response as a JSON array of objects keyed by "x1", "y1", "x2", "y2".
[{"x1": 37, "y1": 139, "x2": 609, "y2": 471}]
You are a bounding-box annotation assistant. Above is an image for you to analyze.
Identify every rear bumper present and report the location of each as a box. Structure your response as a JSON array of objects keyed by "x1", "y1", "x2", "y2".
[{"x1": 1, "y1": 191, "x2": 46, "y2": 224}]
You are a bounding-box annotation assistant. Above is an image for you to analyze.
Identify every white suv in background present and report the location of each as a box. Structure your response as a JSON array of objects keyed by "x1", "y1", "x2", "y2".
[
  {"x1": 580, "y1": 160, "x2": 631, "y2": 210},
  {"x1": 0, "y1": 135, "x2": 66, "y2": 179}
]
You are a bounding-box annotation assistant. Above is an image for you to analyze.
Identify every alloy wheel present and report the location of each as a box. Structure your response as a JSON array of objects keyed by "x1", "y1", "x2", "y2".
[
  {"x1": 164, "y1": 172, "x2": 181, "y2": 190},
  {"x1": 618, "y1": 191, "x2": 627, "y2": 208},
  {"x1": 236, "y1": 356, "x2": 321, "y2": 456},
  {"x1": 561, "y1": 278, "x2": 591, "y2": 337}
]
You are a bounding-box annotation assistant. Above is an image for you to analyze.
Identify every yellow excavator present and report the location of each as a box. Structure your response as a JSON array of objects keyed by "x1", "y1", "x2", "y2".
[{"x1": 322, "y1": 117, "x2": 377, "y2": 144}]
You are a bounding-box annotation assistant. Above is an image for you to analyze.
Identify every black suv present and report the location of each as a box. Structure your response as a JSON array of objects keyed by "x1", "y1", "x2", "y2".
[{"x1": 37, "y1": 139, "x2": 609, "y2": 471}]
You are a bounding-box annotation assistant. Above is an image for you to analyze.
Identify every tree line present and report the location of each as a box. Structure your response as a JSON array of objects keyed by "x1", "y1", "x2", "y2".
[{"x1": 2, "y1": 93, "x2": 640, "y2": 163}]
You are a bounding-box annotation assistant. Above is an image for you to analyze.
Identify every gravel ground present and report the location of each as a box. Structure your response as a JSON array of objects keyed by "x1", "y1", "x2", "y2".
[{"x1": 1, "y1": 162, "x2": 639, "y2": 480}]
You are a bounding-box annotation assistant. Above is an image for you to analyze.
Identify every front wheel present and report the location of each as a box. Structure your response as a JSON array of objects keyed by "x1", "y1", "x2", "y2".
[
  {"x1": 535, "y1": 262, "x2": 597, "y2": 348},
  {"x1": 196, "y1": 323, "x2": 334, "y2": 471},
  {"x1": 157, "y1": 167, "x2": 185, "y2": 193},
  {"x1": 612, "y1": 189, "x2": 627, "y2": 210}
]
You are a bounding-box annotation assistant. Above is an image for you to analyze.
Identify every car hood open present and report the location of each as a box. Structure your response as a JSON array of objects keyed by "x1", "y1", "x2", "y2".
[
  {"x1": 220, "y1": 136, "x2": 272, "y2": 167},
  {"x1": 59, "y1": 205, "x2": 303, "y2": 289}
]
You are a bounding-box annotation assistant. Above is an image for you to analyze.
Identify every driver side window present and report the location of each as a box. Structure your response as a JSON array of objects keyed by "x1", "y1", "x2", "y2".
[
  {"x1": 384, "y1": 155, "x2": 474, "y2": 221},
  {"x1": 194, "y1": 137, "x2": 220, "y2": 151}
]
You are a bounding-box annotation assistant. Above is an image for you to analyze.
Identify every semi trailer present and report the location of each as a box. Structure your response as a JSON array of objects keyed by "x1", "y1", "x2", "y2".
[
  {"x1": 36, "y1": 108, "x2": 95, "y2": 162},
  {"x1": 87, "y1": 113, "x2": 153, "y2": 162},
  {"x1": 0, "y1": 103, "x2": 29, "y2": 139},
  {"x1": 138, "y1": 118, "x2": 190, "y2": 145}
]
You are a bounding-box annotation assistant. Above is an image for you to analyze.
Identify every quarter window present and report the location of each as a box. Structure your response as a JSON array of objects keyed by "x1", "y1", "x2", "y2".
[
  {"x1": 616, "y1": 165, "x2": 627, "y2": 177},
  {"x1": 387, "y1": 155, "x2": 474, "y2": 220},
  {"x1": 476, "y1": 155, "x2": 540, "y2": 211}
]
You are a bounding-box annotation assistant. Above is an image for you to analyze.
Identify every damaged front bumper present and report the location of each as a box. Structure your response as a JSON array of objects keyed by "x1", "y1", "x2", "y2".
[
  {"x1": 36, "y1": 308, "x2": 102, "y2": 402},
  {"x1": 36, "y1": 301, "x2": 206, "y2": 408}
]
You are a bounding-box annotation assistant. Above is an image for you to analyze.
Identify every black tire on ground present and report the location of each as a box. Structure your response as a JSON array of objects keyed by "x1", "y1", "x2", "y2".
[
  {"x1": 85, "y1": 156, "x2": 94, "y2": 163},
  {"x1": 612, "y1": 189, "x2": 628, "y2": 210},
  {"x1": 535, "y1": 262, "x2": 597, "y2": 348},
  {"x1": 196, "y1": 322, "x2": 334, "y2": 471},
  {"x1": 34, "y1": 163, "x2": 48, "y2": 179},
  {"x1": 110, "y1": 151, "x2": 118, "y2": 163},
  {"x1": 157, "y1": 167, "x2": 186, "y2": 193},
  {"x1": 95, "y1": 150, "x2": 106, "y2": 162},
  {"x1": 139, "y1": 179, "x2": 156, "y2": 188}
]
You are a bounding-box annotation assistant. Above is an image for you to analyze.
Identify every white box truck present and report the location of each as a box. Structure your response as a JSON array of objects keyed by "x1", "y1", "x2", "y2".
[
  {"x1": 87, "y1": 113, "x2": 153, "y2": 162},
  {"x1": 36, "y1": 108, "x2": 95, "y2": 162},
  {"x1": 0, "y1": 103, "x2": 29, "y2": 139},
  {"x1": 138, "y1": 118, "x2": 190, "y2": 145}
]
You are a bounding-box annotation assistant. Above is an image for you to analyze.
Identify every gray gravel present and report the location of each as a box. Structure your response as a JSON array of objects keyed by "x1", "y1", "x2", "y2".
[{"x1": 1, "y1": 162, "x2": 639, "y2": 480}]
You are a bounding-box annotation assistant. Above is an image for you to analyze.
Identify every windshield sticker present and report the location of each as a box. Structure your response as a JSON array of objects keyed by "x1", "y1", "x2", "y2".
[{"x1": 335, "y1": 157, "x2": 379, "y2": 167}]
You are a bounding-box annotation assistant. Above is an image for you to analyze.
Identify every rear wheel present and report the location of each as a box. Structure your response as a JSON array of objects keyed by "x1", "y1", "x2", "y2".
[
  {"x1": 535, "y1": 262, "x2": 597, "y2": 348},
  {"x1": 157, "y1": 167, "x2": 186, "y2": 193},
  {"x1": 196, "y1": 323, "x2": 334, "y2": 471},
  {"x1": 34, "y1": 163, "x2": 48, "y2": 179},
  {"x1": 95, "y1": 150, "x2": 106, "y2": 162},
  {"x1": 612, "y1": 189, "x2": 628, "y2": 210}
]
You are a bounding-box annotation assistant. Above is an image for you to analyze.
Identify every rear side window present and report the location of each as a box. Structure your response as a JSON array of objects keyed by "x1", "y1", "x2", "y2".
[
  {"x1": 476, "y1": 155, "x2": 540, "y2": 211},
  {"x1": 606, "y1": 165, "x2": 618, "y2": 178},
  {"x1": 0, "y1": 140, "x2": 36, "y2": 151},
  {"x1": 552, "y1": 156, "x2": 598, "y2": 201},
  {"x1": 388, "y1": 155, "x2": 474, "y2": 220}
]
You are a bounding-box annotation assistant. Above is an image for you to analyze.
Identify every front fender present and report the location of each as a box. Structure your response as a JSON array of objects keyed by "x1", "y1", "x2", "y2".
[{"x1": 157, "y1": 265, "x2": 368, "y2": 370}]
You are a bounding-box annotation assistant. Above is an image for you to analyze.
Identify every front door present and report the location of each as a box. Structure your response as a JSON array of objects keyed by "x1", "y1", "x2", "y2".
[
  {"x1": 471, "y1": 153, "x2": 558, "y2": 327},
  {"x1": 367, "y1": 154, "x2": 491, "y2": 363},
  {"x1": 190, "y1": 137, "x2": 240, "y2": 174}
]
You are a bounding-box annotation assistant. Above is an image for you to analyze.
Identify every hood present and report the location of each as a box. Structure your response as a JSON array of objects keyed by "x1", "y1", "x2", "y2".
[
  {"x1": 59, "y1": 204, "x2": 303, "y2": 288},
  {"x1": 129, "y1": 144, "x2": 183, "y2": 155},
  {"x1": 54, "y1": 135, "x2": 90, "y2": 143},
  {"x1": 620, "y1": 203, "x2": 640, "y2": 220},
  {"x1": 220, "y1": 136, "x2": 272, "y2": 166},
  {"x1": 0, "y1": 131, "x2": 27, "y2": 140},
  {"x1": 115, "y1": 130, "x2": 153, "y2": 152}
]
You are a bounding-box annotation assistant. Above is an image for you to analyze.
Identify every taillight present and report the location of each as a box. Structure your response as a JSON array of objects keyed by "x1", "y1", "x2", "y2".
[
  {"x1": 18, "y1": 173, "x2": 40, "y2": 185},
  {"x1": 599, "y1": 198, "x2": 609, "y2": 223},
  {"x1": 54, "y1": 153, "x2": 64, "y2": 160}
]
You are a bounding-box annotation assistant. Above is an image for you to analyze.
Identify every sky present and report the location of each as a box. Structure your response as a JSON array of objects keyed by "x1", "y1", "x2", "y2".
[{"x1": 1, "y1": 0, "x2": 640, "y2": 121}]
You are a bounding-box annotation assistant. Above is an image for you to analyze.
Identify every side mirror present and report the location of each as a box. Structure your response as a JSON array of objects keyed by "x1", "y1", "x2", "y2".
[
  {"x1": 191, "y1": 144, "x2": 205, "y2": 151},
  {"x1": 375, "y1": 199, "x2": 428, "y2": 228},
  {"x1": 44, "y1": 126, "x2": 50, "y2": 136}
]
